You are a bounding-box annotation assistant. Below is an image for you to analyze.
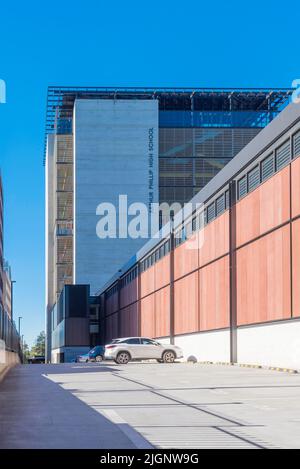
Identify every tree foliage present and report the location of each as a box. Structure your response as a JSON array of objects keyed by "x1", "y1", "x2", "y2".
[{"x1": 31, "y1": 331, "x2": 45, "y2": 356}]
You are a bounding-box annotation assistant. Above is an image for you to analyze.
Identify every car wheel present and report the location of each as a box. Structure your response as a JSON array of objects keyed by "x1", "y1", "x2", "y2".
[
  {"x1": 162, "y1": 350, "x2": 176, "y2": 363},
  {"x1": 95, "y1": 355, "x2": 103, "y2": 362},
  {"x1": 116, "y1": 352, "x2": 130, "y2": 364},
  {"x1": 85, "y1": 359, "x2": 89, "y2": 363}
]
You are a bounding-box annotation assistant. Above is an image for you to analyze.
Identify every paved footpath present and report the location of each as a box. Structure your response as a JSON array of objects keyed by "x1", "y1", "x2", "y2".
[{"x1": 1, "y1": 362, "x2": 300, "y2": 449}]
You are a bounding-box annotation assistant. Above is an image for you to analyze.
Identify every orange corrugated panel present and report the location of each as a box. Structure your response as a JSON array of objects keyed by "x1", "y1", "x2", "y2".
[
  {"x1": 199, "y1": 256, "x2": 230, "y2": 331},
  {"x1": 199, "y1": 212, "x2": 229, "y2": 267},
  {"x1": 174, "y1": 272, "x2": 199, "y2": 335},
  {"x1": 236, "y1": 167, "x2": 290, "y2": 247},
  {"x1": 237, "y1": 226, "x2": 291, "y2": 325}
]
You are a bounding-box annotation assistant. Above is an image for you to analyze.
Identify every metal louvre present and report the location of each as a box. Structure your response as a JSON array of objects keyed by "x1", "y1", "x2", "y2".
[
  {"x1": 276, "y1": 141, "x2": 291, "y2": 170},
  {"x1": 293, "y1": 130, "x2": 300, "y2": 158},
  {"x1": 194, "y1": 128, "x2": 261, "y2": 160},
  {"x1": 159, "y1": 186, "x2": 195, "y2": 205},
  {"x1": 261, "y1": 154, "x2": 275, "y2": 182},
  {"x1": 159, "y1": 127, "x2": 261, "y2": 206},
  {"x1": 56, "y1": 237, "x2": 73, "y2": 264},
  {"x1": 57, "y1": 192, "x2": 73, "y2": 220},
  {"x1": 216, "y1": 195, "x2": 225, "y2": 215},
  {"x1": 207, "y1": 202, "x2": 216, "y2": 222},
  {"x1": 56, "y1": 135, "x2": 73, "y2": 163},
  {"x1": 238, "y1": 176, "x2": 247, "y2": 199},
  {"x1": 248, "y1": 166, "x2": 260, "y2": 192}
]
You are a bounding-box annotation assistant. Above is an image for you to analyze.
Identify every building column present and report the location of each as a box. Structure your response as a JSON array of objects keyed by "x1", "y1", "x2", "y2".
[
  {"x1": 229, "y1": 181, "x2": 237, "y2": 363},
  {"x1": 169, "y1": 220, "x2": 175, "y2": 344}
]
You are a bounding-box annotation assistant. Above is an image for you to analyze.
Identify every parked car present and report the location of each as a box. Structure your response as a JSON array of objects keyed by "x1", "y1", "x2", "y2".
[
  {"x1": 76, "y1": 353, "x2": 90, "y2": 363},
  {"x1": 76, "y1": 346, "x2": 105, "y2": 363},
  {"x1": 88, "y1": 345, "x2": 105, "y2": 362},
  {"x1": 28, "y1": 355, "x2": 45, "y2": 364},
  {"x1": 105, "y1": 337, "x2": 183, "y2": 364}
]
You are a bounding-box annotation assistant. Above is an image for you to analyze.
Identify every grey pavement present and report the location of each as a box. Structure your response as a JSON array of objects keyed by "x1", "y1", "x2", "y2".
[{"x1": 1, "y1": 362, "x2": 300, "y2": 449}]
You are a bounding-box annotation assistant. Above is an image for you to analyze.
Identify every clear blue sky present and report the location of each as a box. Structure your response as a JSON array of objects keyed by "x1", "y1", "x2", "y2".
[{"x1": 0, "y1": 0, "x2": 298, "y2": 346}]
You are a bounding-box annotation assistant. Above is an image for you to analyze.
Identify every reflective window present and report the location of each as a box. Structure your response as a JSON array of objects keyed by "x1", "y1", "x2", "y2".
[{"x1": 122, "y1": 338, "x2": 140, "y2": 345}]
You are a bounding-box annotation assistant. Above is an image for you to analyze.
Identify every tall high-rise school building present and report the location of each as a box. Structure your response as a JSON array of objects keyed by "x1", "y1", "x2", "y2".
[{"x1": 45, "y1": 87, "x2": 291, "y2": 361}]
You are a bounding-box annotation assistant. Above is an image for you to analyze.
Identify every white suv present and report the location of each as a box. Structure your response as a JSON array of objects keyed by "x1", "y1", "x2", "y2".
[{"x1": 105, "y1": 337, "x2": 183, "y2": 364}]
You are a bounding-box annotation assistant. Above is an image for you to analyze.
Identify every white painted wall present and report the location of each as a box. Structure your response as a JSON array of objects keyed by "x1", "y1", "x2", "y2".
[
  {"x1": 73, "y1": 99, "x2": 159, "y2": 294},
  {"x1": 167, "y1": 330, "x2": 231, "y2": 363},
  {"x1": 157, "y1": 321, "x2": 300, "y2": 369},
  {"x1": 237, "y1": 320, "x2": 300, "y2": 370}
]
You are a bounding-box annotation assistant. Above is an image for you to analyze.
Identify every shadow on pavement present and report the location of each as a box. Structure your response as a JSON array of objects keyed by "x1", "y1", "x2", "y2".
[{"x1": 0, "y1": 364, "x2": 139, "y2": 449}]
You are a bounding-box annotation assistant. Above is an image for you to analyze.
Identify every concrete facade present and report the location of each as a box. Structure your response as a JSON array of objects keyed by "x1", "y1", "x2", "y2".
[{"x1": 73, "y1": 99, "x2": 159, "y2": 294}]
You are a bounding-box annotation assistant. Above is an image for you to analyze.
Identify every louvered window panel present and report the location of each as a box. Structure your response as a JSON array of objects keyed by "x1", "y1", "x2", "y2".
[
  {"x1": 261, "y1": 154, "x2": 274, "y2": 182},
  {"x1": 293, "y1": 131, "x2": 300, "y2": 158},
  {"x1": 248, "y1": 166, "x2": 260, "y2": 192},
  {"x1": 238, "y1": 176, "x2": 247, "y2": 199},
  {"x1": 225, "y1": 190, "x2": 230, "y2": 209},
  {"x1": 216, "y1": 195, "x2": 225, "y2": 216},
  {"x1": 276, "y1": 141, "x2": 290, "y2": 170},
  {"x1": 207, "y1": 202, "x2": 216, "y2": 223}
]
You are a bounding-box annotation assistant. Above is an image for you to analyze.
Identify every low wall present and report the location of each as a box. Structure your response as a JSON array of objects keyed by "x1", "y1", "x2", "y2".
[
  {"x1": 157, "y1": 330, "x2": 230, "y2": 362},
  {"x1": 173, "y1": 330, "x2": 231, "y2": 363},
  {"x1": 0, "y1": 350, "x2": 21, "y2": 382},
  {"x1": 237, "y1": 319, "x2": 300, "y2": 370},
  {"x1": 157, "y1": 320, "x2": 300, "y2": 370}
]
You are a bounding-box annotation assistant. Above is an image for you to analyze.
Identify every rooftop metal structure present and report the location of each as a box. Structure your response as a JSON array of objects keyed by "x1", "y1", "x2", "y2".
[{"x1": 44, "y1": 86, "x2": 292, "y2": 163}]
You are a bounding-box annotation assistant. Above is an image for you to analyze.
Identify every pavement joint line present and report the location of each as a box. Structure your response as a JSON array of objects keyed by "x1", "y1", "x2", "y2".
[
  {"x1": 99, "y1": 409, "x2": 154, "y2": 450},
  {"x1": 214, "y1": 426, "x2": 267, "y2": 450},
  {"x1": 112, "y1": 372, "x2": 249, "y2": 428}
]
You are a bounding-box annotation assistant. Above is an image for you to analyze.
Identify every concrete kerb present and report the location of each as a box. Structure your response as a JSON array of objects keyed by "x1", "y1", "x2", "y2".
[{"x1": 187, "y1": 361, "x2": 299, "y2": 374}]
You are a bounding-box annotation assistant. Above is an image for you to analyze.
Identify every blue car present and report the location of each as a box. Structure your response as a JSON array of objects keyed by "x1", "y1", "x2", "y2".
[{"x1": 88, "y1": 346, "x2": 105, "y2": 362}]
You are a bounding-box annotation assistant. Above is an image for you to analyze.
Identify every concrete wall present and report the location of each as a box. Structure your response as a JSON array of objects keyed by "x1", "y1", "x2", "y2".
[
  {"x1": 237, "y1": 320, "x2": 300, "y2": 369},
  {"x1": 174, "y1": 330, "x2": 231, "y2": 363},
  {"x1": 74, "y1": 99, "x2": 159, "y2": 294},
  {"x1": 0, "y1": 351, "x2": 20, "y2": 382}
]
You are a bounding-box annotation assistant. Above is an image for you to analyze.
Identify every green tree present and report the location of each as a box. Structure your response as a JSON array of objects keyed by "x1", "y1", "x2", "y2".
[
  {"x1": 22, "y1": 341, "x2": 30, "y2": 363},
  {"x1": 31, "y1": 331, "x2": 45, "y2": 356}
]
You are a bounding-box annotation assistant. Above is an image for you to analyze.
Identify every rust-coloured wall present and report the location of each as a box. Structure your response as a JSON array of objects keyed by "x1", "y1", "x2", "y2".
[
  {"x1": 140, "y1": 294, "x2": 155, "y2": 337},
  {"x1": 140, "y1": 266, "x2": 155, "y2": 298},
  {"x1": 155, "y1": 254, "x2": 170, "y2": 290},
  {"x1": 199, "y1": 256, "x2": 230, "y2": 331},
  {"x1": 155, "y1": 286, "x2": 170, "y2": 337},
  {"x1": 103, "y1": 158, "x2": 300, "y2": 343},
  {"x1": 174, "y1": 234, "x2": 198, "y2": 280},
  {"x1": 236, "y1": 167, "x2": 290, "y2": 247},
  {"x1": 292, "y1": 219, "x2": 300, "y2": 317},
  {"x1": 174, "y1": 272, "x2": 199, "y2": 335},
  {"x1": 199, "y1": 212, "x2": 229, "y2": 266},
  {"x1": 120, "y1": 279, "x2": 138, "y2": 309},
  {"x1": 237, "y1": 226, "x2": 291, "y2": 325},
  {"x1": 106, "y1": 292, "x2": 118, "y2": 315},
  {"x1": 292, "y1": 158, "x2": 300, "y2": 219},
  {"x1": 120, "y1": 304, "x2": 139, "y2": 338}
]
